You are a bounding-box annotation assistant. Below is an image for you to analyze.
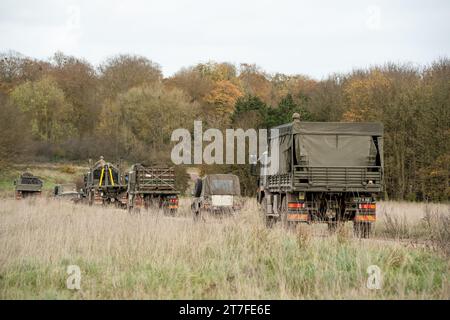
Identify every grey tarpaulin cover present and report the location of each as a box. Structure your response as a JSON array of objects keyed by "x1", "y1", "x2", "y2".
[
  {"x1": 202, "y1": 174, "x2": 241, "y2": 196},
  {"x1": 270, "y1": 121, "x2": 383, "y2": 171}
]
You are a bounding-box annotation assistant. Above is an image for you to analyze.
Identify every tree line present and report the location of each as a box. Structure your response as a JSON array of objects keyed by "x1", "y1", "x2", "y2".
[{"x1": 0, "y1": 51, "x2": 448, "y2": 201}]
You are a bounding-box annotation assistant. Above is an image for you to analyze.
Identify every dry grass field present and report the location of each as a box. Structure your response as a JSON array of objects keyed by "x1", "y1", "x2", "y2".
[{"x1": 0, "y1": 198, "x2": 449, "y2": 299}]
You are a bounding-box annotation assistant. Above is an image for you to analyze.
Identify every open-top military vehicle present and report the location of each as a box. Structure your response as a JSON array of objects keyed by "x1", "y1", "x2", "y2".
[
  {"x1": 126, "y1": 164, "x2": 179, "y2": 213},
  {"x1": 53, "y1": 183, "x2": 79, "y2": 201},
  {"x1": 255, "y1": 113, "x2": 383, "y2": 237},
  {"x1": 191, "y1": 174, "x2": 242, "y2": 220},
  {"x1": 83, "y1": 157, "x2": 128, "y2": 207},
  {"x1": 14, "y1": 172, "x2": 43, "y2": 199}
]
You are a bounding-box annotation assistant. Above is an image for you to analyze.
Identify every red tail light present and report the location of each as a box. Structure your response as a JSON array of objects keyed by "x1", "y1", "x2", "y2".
[
  {"x1": 359, "y1": 203, "x2": 376, "y2": 210},
  {"x1": 288, "y1": 202, "x2": 305, "y2": 209}
]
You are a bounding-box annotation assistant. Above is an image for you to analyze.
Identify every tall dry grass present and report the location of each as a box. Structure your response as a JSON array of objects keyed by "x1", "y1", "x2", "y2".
[
  {"x1": 0, "y1": 198, "x2": 448, "y2": 299},
  {"x1": 375, "y1": 201, "x2": 450, "y2": 254}
]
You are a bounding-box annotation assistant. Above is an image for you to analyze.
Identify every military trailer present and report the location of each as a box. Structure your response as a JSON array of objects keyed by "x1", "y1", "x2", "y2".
[
  {"x1": 53, "y1": 183, "x2": 79, "y2": 201},
  {"x1": 83, "y1": 157, "x2": 128, "y2": 207},
  {"x1": 191, "y1": 174, "x2": 242, "y2": 220},
  {"x1": 14, "y1": 172, "x2": 43, "y2": 199},
  {"x1": 255, "y1": 113, "x2": 383, "y2": 238},
  {"x1": 126, "y1": 164, "x2": 179, "y2": 213}
]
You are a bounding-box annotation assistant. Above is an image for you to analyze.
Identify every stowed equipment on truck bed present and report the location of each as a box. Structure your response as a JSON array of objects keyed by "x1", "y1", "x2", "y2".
[
  {"x1": 83, "y1": 156, "x2": 128, "y2": 207},
  {"x1": 256, "y1": 113, "x2": 384, "y2": 238},
  {"x1": 14, "y1": 172, "x2": 43, "y2": 199}
]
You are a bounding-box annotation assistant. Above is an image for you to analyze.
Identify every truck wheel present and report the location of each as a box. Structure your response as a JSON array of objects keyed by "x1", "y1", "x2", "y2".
[
  {"x1": 354, "y1": 222, "x2": 372, "y2": 238},
  {"x1": 193, "y1": 211, "x2": 200, "y2": 221},
  {"x1": 364, "y1": 222, "x2": 372, "y2": 238},
  {"x1": 193, "y1": 209, "x2": 205, "y2": 222},
  {"x1": 265, "y1": 216, "x2": 276, "y2": 228},
  {"x1": 280, "y1": 196, "x2": 292, "y2": 229},
  {"x1": 193, "y1": 203, "x2": 200, "y2": 221},
  {"x1": 260, "y1": 197, "x2": 274, "y2": 228},
  {"x1": 327, "y1": 219, "x2": 338, "y2": 233},
  {"x1": 88, "y1": 191, "x2": 93, "y2": 206}
]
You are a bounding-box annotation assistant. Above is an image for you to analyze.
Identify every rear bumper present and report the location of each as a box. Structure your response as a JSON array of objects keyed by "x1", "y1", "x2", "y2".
[
  {"x1": 205, "y1": 206, "x2": 240, "y2": 212},
  {"x1": 354, "y1": 214, "x2": 376, "y2": 222},
  {"x1": 15, "y1": 190, "x2": 42, "y2": 199},
  {"x1": 287, "y1": 213, "x2": 309, "y2": 222}
]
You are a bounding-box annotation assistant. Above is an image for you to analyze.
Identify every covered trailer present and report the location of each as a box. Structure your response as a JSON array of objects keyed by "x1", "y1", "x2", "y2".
[
  {"x1": 127, "y1": 164, "x2": 179, "y2": 213},
  {"x1": 256, "y1": 113, "x2": 383, "y2": 237},
  {"x1": 53, "y1": 183, "x2": 79, "y2": 201}
]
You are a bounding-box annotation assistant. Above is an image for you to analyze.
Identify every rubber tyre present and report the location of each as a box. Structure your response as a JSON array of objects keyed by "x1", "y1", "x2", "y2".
[{"x1": 354, "y1": 222, "x2": 372, "y2": 238}]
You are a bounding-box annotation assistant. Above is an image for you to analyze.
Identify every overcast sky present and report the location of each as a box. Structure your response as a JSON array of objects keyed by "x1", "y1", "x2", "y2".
[{"x1": 1, "y1": 0, "x2": 449, "y2": 79}]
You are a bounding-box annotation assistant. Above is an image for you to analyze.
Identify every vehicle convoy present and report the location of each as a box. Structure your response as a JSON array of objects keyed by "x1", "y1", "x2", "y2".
[
  {"x1": 191, "y1": 174, "x2": 242, "y2": 220},
  {"x1": 53, "y1": 183, "x2": 79, "y2": 201},
  {"x1": 82, "y1": 156, "x2": 128, "y2": 207},
  {"x1": 126, "y1": 164, "x2": 179, "y2": 213},
  {"x1": 255, "y1": 113, "x2": 384, "y2": 238},
  {"x1": 14, "y1": 172, "x2": 43, "y2": 199}
]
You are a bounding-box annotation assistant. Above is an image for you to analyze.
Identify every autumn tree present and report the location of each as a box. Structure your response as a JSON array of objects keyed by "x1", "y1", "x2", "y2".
[
  {"x1": 10, "y1": 76, "x2": 76, "y2": 143},
  {"x1": 0, "y1": 51, "x2": 448, "y2": 201},
  {"x1": 97, "y1": 84, "x2": 199, "y2": 162},
  {"x1": 238, "y1": 63, "x2": 272, "y2": 104},
  {"x1": 0, "y1": 51, "x2": 50, "y2": 94},
  {"x1": 416, "y1": 59, "x2": 450, "y2": 200},
  {"x1": 341, "y1": 66, "x2": 425, "y2": 200},
  {"x1": 195, "y1": 62, "x2": 237, "y2": 82},
  {"x1": 203, "y1": 80, "x2": 243, "y2": 127},
  {"x1": 269, "y1": 73, "x2": 317, "y2": 107},
  {"x1": 50, "y1": 52, "x2": 100, "y2": 137},
  {"x1": 99, "y1": 54, "x2": 162, "y2": 99},
  {"x1": 165, "y1": 66, "x2": 214, "y2": 104},
  {"x1": 0, "y1": 92, "x2": 29, "y2": 171},
  {"x1": 308, "y1": 75, "x2": 345, "y2": 121}
]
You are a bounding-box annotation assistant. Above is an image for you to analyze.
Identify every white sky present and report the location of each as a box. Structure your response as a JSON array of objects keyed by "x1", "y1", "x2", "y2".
[{"x1": 0, "y1": 0, "x2": 449, "y2": 79}]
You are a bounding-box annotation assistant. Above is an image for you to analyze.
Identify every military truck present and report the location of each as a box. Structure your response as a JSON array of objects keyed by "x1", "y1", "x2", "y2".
[
  {"x1": 83, "y1": 157, "x2": 128, "y2": 207},
  {"x1": 255, "y1": 113, "x2": 383, "y2": 238},
  {"x1": 53, "y1": 183, "x2": 79, "y2": 201},
  {"x1": 14, "y1": 172, "x2": 43, "y2": 199},
  {"x1": 191, "y1": 174, "x2": 242, "y2": 220},
  {"x1": 126, "y1": 164, "x2": 179, "y2": 213}
]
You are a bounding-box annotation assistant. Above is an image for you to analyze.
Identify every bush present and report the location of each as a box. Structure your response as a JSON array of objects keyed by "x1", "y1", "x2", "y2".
[{"x1": 60, "y1": 165, "x2": 77, "y2": 174}]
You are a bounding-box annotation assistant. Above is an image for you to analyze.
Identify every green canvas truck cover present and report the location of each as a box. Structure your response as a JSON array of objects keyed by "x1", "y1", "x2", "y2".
[
  {"x1": 270, "y1": 122, "x2": 383, "y2": 173},
  {"x1": 201, "y1": 174, "x2": 241, "y2": 196}
]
